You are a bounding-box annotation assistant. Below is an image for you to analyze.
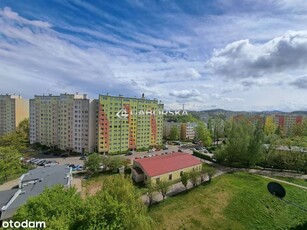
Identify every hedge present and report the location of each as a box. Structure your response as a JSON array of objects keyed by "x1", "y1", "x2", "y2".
[{"x1": 192, "y1": 151, "x2": 213, "y2": 162}]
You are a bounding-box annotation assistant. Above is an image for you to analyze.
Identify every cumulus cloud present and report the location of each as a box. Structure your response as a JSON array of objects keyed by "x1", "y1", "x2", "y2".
[
  {"x1": 169, "y1": 89, "x2": 200, "y2": 98},
  {"x1": 205, "y1": 31, "x2": 307, "y2": 79}
]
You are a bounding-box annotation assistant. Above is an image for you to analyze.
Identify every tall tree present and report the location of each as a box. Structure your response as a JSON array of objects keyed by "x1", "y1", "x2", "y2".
[
  {"x1": 246, "y1": 125, "x2": 264, "y2": 167},
  {"x1": 16, "y1": 118, "x2": 30, "y2": 139},
  {"x1": 169, "y1": 125, "x2": 179, "y2": 141},
  {"x1": 0, "y1": 146, "x2": 22, "y2": 181},
  {"x1": 216, "y1": 119, "x2": 262, "y2": 166},
  {"x1": 264, "y1": 116, "x2": 276, "y2": 136},
  {"x1": 195, "y1": 122, "x2": 212, "y2": 147}
]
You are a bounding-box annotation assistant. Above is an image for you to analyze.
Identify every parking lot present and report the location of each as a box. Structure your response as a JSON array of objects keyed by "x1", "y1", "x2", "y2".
[{"x1": 27, "y1": 144, "x2": 196, "y2": 168}]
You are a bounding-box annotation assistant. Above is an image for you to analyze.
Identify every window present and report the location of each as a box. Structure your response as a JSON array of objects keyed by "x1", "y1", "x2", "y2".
[{"x1": 169, "y1": 174, "x2": 172, "y2": 180}]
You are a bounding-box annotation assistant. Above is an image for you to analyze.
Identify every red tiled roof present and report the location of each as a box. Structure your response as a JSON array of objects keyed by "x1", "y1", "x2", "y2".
[{"x1": 134, "y1": 152, "x2": 202, "y2": 177}]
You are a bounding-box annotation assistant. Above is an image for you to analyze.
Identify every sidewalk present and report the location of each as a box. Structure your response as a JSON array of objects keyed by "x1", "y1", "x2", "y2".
[
  {"x1": 141, "y1": 176, "x2": 209, "y2": 204},
  {"x1": 0, "y1": 178, "x2": 19, "y2": 191}
]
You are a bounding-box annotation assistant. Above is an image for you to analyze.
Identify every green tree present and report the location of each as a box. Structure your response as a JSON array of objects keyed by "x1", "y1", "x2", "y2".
[
  {"x1": 84, "y1": 153, "x2": 102, "y2": 174},
  {"x1": 0, "y1": 146, "x2": 22, "y2": 181},
  {"x1": 215, "y1": 119, "x2": 261, "y2": 167},
  {"x1": 169, "y1": 125, "x2": 179, "y2": 141},
  {"x1": 188, "y1": 170, "x2": 200, "y2": 187},
  {"x1": 264, "y1": 116, "x2": 276, "y2": 136},
  {"x1": 145, "y1": 180, "x2": 157, "y2": 205},
  {"x1": 180, "y1": 172, "x2": 189, "y2": 189},
  {"x1": 14, "y1": 185, "x2": 83, "y2": 230},
  {"x1": 16, "y1": 118, "x2": 30, "y2": 139},
  {"x1": 291, "y1": 123, "x2": 304, "y2": 137},
  {"x1": 0, "y1": 132, "x2": 28, "y2": 151},
  {"x1": 201, "y1": 164, "x2": 216, "y2": 183},
  {"x1": 246, "y1": 125, "x2": 264, "y2": 167},
  {"x1": 157, "y1": 180, "x2": 171, "y2": 200},
  {"x1": 79, "y1": 176, "x2": 152, "y2": 230},
  {"x1": 14, "y1": 176, "x2": 153, "y2": 230},
  {"x1": 195, "y1": 122, "x2": 212, "y2": 146},
  {"x1": 109, "y1": 156, "x2": 127, "y2": 171}
]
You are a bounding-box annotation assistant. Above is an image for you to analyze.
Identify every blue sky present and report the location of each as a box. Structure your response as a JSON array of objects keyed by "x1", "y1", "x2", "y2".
[{"x1": 1, "y1": 0, "x2": 307, "y2": 111}]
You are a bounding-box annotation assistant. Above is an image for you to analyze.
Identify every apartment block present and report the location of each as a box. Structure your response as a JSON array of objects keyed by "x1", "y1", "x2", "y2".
[
  {"x1": 181, "y1": 122, "x2": 197, "y2": 140},
  {"x1": 29, "y1": 93, "x2": 96, "y2": 153},
  {"x1": 163, "y1": 122, "x2": 181, "y2": 139},
  {"x1": 233, "y1": 114, "x2": 265, "y2": 127},
  {"x1": 98, "y1": 94, "x2": 164, "y2": 154},
  {"x1": 0, "y1": 94, "x2": 29, "y2": 136},
  {"x1": 273, "y1": 115, "x2": 303, "y2": 135}
]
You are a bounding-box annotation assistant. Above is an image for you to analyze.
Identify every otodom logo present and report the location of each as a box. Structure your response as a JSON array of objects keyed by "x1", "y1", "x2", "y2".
[
  {"x1": 2, "y1": 220, "x2": 46, "y2": 229},
  {"x1": 116, "y1": 109, "x2": 188, "y2": 119}
]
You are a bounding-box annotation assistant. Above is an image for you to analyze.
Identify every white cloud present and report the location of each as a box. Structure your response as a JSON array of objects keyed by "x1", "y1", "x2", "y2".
[
  {"x1": 0, "y1": 7, "x2": 51, "y2": 28},
  {"x1": 169, "y1": 89, "x2": 200, "y2": 98},
  {"x1": 205, "y1": 31, "x2": 307, "y2": 80}
]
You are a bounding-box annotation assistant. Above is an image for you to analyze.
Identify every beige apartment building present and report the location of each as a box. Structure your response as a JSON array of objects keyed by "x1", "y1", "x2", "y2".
[
  {"x1": 164, "y1": 122, "x2": 198, "y2": 140},
  {"x1": 29, "y1": 93, "x2": 96, "y2": 153},
  {"x1": 0, "y1": 94, "x2": 29, "y2": 136},
  {"x1": 181, "y1": 122, "x2": 197, "y2": 140}
]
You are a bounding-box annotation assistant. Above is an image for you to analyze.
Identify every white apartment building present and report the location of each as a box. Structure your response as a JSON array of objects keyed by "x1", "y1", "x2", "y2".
[{"x1": 30, "y1": 93, "x2": 96, "y2": 153}]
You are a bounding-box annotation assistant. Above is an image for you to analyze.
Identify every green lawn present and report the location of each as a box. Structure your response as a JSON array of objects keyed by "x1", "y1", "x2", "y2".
[
  {"x1": 271, "y1": 176, "x2": 307, "y2": 187},
  {"x1": 149, "y1": 172, "x2": 307, "y2": 230}
]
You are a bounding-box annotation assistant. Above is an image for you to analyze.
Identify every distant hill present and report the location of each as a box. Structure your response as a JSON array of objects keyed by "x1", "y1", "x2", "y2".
[{"x1": 189, "y1": 109, "x2": 307, "y2": 122}]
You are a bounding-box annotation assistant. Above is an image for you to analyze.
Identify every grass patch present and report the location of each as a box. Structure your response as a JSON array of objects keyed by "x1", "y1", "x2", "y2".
[
  {"x1": 149, "y1": 172, "x2": 307, "y2": 230},
  {"x1": 269, "y1": 176, "x2": 307, "y2": 187}
]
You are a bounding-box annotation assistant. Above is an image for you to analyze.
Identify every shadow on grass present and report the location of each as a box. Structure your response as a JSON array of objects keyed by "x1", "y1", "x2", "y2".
[{"x1": 290, "y1": 221, "x2": 307, "y2": 230}]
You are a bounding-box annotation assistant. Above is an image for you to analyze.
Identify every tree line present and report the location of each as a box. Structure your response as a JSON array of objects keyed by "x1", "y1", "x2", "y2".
[
  {"x1": 215, "y1": 118, "x2": 307, "y2": 172},
  {"x1": 146, "y1": 164, "x2": 215, "y2": 205}
]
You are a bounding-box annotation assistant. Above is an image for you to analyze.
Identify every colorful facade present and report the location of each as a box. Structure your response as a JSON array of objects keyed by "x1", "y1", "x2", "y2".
[
  {"x1": 98, "y1": 94, "x2": 163, "y2": 154},
  {"x1": 273, "y1": 115, "x2": 303, "y2": 135},
  {"x1": 0, "y1": 94, "x2": 29, "y2": 136}
]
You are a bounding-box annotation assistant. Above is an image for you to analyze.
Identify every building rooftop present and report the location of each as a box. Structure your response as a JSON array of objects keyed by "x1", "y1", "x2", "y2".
[
  {"x1": 0, "y1": 165, "x2": 71, "y2": 220},
  {"x1": 0, "y1": 189, "x2": 18, "y2": 210},
  {"x1": 134, "y1": 152, "x2": 201, "y2": 177}
]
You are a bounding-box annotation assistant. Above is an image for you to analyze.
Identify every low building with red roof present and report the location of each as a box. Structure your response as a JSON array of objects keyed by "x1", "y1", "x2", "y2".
[{"x1": 132, "y1": 152, "x2": 202, "y2": 183}]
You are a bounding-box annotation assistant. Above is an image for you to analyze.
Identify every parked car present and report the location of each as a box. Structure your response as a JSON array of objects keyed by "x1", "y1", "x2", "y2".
[
  {"x1": 178, "y1": 149, "x2": 183, "y2": 152},
  {"x1": 163, "y1": 145, "x2": 169, "y2": 150},
  {"x1": 38, "y1": 160, "x2": 47, "y2": 166},
  {"x1": 147, "y1": 149, "x2": 154, "y2": 153},
  {"x1": 61, "y1": 153, "x2": 69, "y2": 157},
  {"x1": 79, "y1": 156, "x2": 88, "y2": 160},
  {"x1": 125, "y1": 151, "x2": 133, "y2": 156}
]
